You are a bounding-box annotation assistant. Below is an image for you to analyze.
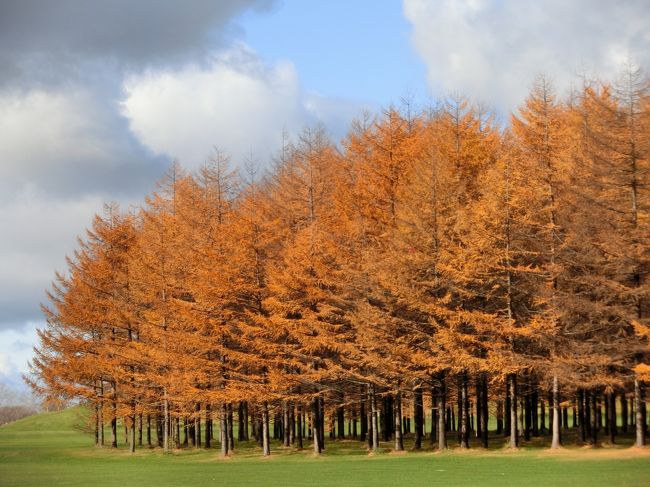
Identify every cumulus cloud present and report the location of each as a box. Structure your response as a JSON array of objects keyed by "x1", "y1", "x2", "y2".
[
  {"x1": 0, "y1": 88, "x2": 164, "y2": 200},
  {"x1": 121, "y1": 44, "x2": 357, "y2": 167},
  {"x1": 404, "y1": 0, "x2": 650, "y2": 114}
]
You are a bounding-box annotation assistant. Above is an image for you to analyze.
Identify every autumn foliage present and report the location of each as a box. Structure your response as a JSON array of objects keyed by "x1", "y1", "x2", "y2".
[{"x1": 28, "y1": 70, "x2": 650, "y2": 454}]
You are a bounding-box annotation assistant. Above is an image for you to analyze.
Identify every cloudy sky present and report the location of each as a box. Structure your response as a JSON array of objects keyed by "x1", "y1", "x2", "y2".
[{"x1": 1, "y1": 0, "x2": 649, "y2": 394}]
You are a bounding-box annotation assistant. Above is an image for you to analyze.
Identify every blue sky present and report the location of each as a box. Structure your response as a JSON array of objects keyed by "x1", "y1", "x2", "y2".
[
  {"x1": 239, "y1": 1, "x2": 428, "y2": 106},
  {"x1": 0, "y1": 0, "x2": 649, "y2": 398}
]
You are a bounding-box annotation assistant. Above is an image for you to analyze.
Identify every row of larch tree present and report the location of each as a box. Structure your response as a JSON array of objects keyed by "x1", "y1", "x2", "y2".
[{"x1": 28, "y1": 70, "x2": 650, "y2": 455}]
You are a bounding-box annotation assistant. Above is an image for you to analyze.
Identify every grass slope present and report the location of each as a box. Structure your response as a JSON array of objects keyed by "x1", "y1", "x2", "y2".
[{"x1": 1, "y1": 408, "x2": 649, "y2": 487}]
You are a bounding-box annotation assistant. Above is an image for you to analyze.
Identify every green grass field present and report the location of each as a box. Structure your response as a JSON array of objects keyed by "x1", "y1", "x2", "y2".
[{"x1": 1, "y1": 408, "x2": 649, "y2": 487}]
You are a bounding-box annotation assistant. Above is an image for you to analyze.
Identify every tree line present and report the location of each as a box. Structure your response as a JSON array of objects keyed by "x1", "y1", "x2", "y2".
[{"x1": 28, "y1": 70, "x2": 650, "y2": 455}]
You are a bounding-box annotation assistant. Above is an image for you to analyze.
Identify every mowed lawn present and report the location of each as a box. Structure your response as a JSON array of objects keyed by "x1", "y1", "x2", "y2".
[{"x1": 1, "y1": 408, "x2": 649, "y2": 487}]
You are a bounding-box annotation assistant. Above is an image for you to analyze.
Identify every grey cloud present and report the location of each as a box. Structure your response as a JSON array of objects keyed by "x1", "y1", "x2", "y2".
[{"x1": 0, "y1": 0, "x2": 273, "y2": 85}]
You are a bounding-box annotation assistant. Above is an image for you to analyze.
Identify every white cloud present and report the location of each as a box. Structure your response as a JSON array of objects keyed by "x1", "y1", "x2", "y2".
[
  {"x1": 404, "y1": 0, "x2": 650, "y2": 114},
  {"x1": 121, "y1": 44, "x2": 309, "y2": 168},
  {"x1": 0, "y1": 323, "x2": 40, "y2": 390}
]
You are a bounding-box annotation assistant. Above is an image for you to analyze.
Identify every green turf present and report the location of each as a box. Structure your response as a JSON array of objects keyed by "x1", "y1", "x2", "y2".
[{"x1": 1, "y1": 408, "x2": 649, "y2": 487}]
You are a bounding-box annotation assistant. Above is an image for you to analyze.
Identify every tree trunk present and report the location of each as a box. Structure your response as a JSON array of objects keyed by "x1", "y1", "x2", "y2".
[
  {"x1": 129, "y1": 402, "x2": 136, "y2": 454},
  {"x1": 460, "y1": 373, "x2": 470, "y2": 449},
  {"x1": 312, "y1": 396, "x2": 321, "y2": 454},
  {"x1": 205, "y1": 404, "x2": 211, "y2": 449},
  {"x1": 480, "y1": 374, "x2": 488, "y2": 448},
  {"x1": 438, "y1": 377, "x2": 447, "y2": 450},
  {"x1": 577, "y1": 390, "x2": 586, "y2": 445},
  {"x1": 262, "y1": 402, "x2": 271, "y2": 456},
  {"x1": 394, "y1": 390, "x2": 404, "y2": 451},
  {"x1": 531, "y1": 385, "x2": 539, "y2": 437},
  {"x1": 289, "y1": 403, "x2": 295, "y2": 444},
  {"x1": 337, "y1": 402, "x2": 345, "y2": 439},
  {"x1": 163, "y1": 391, "x2": 170, "y2": 452},
  {"x1": 297, "y1": 403, "x2": 304, "y2": 449},
  {"x1": 138, "y1": 413, "x2": 143, "y2": 447},
  {"x1": 111, "y1": 416, "x2": 117, "y2": 448},
  {"x1": 414, "y1": 387, "x2": 423, "y2": 450},
  {"x1": 635, "y1": 378, "x2": 646, "y2": 447},
  {"x1": 227, "y1": 403, "x2": 234, "y2": 451},
  {"x1": 508, "y1": 374, "x2": 518, "y2": 448},
  {"x1": 621, "y1": 393, "x2": 628, "y2": 433},
  {"x1": 591, "y1": 391, "x2": 598, "y2": 445},
  {"x1": 220, "y1": 403, "x2": 228, "y2": 456},
  {"x1": 146, "y1": 414, "x2": 151, "y2": 447},
  {"x1": 607, "y1": 392, "x2": 616, "y2": 444},
  {"x1": 496, "y1": 400, "x2": 504, "y2": 435},
  {"x1": 370, "y1": 384, "x2": 379, "y2": 452},
  {"x1": 360, "y1": 400, "x2": 367, "y2": 442},
  {"x1": 283, "y1": 401, "x2": 290, "y2": 447},
  {"x1": 319, "y1": 397, "x2": 325, "y2": 450},
  {"x1": 551, "y1": 375, "x2": 561, "y2": 449},
  {"x1": 505, "y1": 379, "x2": 511, "y2": 437}
]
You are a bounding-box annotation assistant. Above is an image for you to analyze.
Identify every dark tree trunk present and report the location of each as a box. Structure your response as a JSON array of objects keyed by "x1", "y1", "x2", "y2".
[
  {"x1": 505, "y1": 379, "x2": 511, "y2": 437},
  {"x1": 196, "y1": 403, "x2": 202, "y2": 447},
  {"x1": 137, "y1": 413, "x2": 143, "y2": 447},
  {"x1": 540, "y1": 399, "x2": 546, "y2": 434},
  {"x1": 480, "y1": 374, "x2": 488, "y2": 448},
  {"x1": 621, "y1": 393, "x2": 628, "y2": 433},
  {"x1": 289, "y1": 403, "x2": 295, "y2": 444},
  {"x1": 584, "y1": 391, "x2": 592, "y2": 439},
  {"x1": 475, "y1": 378, "x2": 482, "y2": 441},
  {"x1": 524, "y1": 386, "x2": 532, "y2": 441},
  {"x1": 205, "y1": 404, "x2": 211, "y2": 449},
  {"x1": 496, "y1": 400, "x2": 504, "y2": 435},
  {"x1": 129, "y1": 411, "x2": 136, "y2": 454},
  {"x1": 146, "y1": 414, "x2": 151, "y2": 447},
  {"x1": 591, "y1": 391, "x2": 599, "y2": 445},
  {"x1": 337, "y1": 402, "x2": 345, "y2": 439},
  {"x1": 459, "y1": 373, "x2": 470, "y2": 449},
  {"x1": 577, "y1": 390, "x2": 586, "y2": 445},
  {"x1": 111, "y1": 416, "x2": 117, "y2": 448},
  {"x1": 360, "y1": 400, "x2": 367, "y2": 442},
  {"x1": 319, "y1": 397, "x2": 326, "y2": 450},
  {"x1": 608, "y1": 392, "x2": 616, "y2": 444},
  {"x1": 431, "y1": 385, "x2": 437, "y2": 445},
  {"x1": 414, "y1": 387, "x2": 423, "y2": 450},
  {"x1": 227, "y1": 403, "x2": 234, "y2": 451},
  {"x1": 531, "y1": 385, "x2": 539, "y2": 437}
]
